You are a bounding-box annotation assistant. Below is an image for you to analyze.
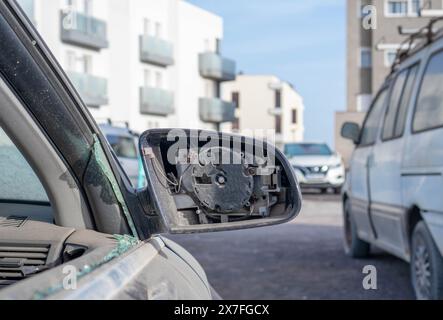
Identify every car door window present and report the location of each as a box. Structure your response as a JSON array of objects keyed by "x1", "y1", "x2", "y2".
[
  {"x1": 360, "y1": 88, "x2": 388, "y2": 146},
  {"x1": 382, "y1": 69, "x2": 408, "y2": 140},
  {"x1": 395, "y1": 65, "x2": 419, "y2": 137},
  {"x1": 0, "y1": 126, "x2": 49, "y2": 203},
  {"x1": 413, "y1": 50, "x2": 443, "y2": 132}
]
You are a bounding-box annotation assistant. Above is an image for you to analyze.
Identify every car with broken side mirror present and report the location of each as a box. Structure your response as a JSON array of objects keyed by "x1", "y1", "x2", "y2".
[{"x1": 0, "y1": 1, "x2": 301, "y2": 300}]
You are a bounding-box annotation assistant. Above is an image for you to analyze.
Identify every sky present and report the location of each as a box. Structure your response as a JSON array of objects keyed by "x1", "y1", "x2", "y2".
[{"x1": 188, "y1": 0, "x2": 346, "y2": 147}]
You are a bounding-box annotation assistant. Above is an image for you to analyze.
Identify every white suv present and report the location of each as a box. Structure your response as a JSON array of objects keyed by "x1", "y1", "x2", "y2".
[
  {"x1": 341, "y1": 19, "x2": 443, "y2": 300},
  {"x1": 284, "y1": 143, "x2": 345, "y2": 194}
]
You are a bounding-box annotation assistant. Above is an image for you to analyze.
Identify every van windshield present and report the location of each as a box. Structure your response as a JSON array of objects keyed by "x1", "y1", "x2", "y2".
[{"x1": 285, "y1": 144, "x2": 332, "y2": 157}]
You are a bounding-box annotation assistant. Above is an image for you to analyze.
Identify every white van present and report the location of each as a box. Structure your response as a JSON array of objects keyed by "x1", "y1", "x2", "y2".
[{"x1": 341, "y1": 20, "x2": 443, "y2": 300}]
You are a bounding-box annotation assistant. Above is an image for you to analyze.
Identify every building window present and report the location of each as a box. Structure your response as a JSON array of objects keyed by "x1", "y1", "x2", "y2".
[
  {"x1": 357, "y1": 94, "x2": 372, "y2": 112},
  {"x1": 275, "y1": 90, "x2": 282, "y2": 108},
  {"x1": 232, "y1": 92, "x2": 240, "y2": 109},
  {"x1": 292, "y1": 109, "x2": 298, "y2": 124},
  {"x1": 385, "y1": 0, "x2": 422, "y2": 16},
  {"x1": 360, "y1": 48, "x2": 372, "y2": 68},
  {"x1": 275, "y1": 115, "x2": 282, "y2": 134},
  {"x1": 232, "y1": 118, "x2": 240, "y2": 130},
  {"x1": 384, "y1": 50, "x2": 398, "y2": 67},
  {"x1": 387, "y1": 0, "x2": 408, "y2": 16}
]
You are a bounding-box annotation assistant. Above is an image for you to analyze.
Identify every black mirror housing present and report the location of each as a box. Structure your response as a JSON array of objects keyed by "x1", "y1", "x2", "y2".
[
  {"x1": 139, "y1": 129, "x2": 302, "y2": 234},
  {"x1": 341, "y1": 122, "x2": 361, "y2": 145}
]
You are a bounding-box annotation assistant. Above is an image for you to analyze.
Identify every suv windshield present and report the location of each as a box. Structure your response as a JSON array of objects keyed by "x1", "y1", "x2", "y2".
[
  {"x1": 106, "y1": 135, "x2": 138, "y2": 159},
  {"x1": 284, "y1": 144, "x2": 332, "y2": 157}
]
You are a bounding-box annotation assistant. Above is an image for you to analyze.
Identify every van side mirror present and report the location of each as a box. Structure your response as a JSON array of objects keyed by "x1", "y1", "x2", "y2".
[
  {"x1": 138, "y1": 129, "x2": 302, "y2": 234},
  {"x1": 341, "y1": 122, "x2": 360, "y2": 145}
]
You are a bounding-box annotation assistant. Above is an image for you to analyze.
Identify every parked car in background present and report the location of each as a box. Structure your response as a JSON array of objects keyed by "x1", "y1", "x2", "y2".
[
  {"x1": 285, "y1": 143, "x2": 345, "y2": 194},
  {"x1": 341, "y1": 18, "x2": 443, "y2": 300},
  {"x1": 99, "y1": 122, "x2": 146, "y2": 189}
]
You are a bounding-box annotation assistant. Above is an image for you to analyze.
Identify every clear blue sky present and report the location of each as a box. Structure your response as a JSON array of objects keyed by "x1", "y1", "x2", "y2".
[{"x1": 188, "y1": 0, "x2": 346, "y2": 147}]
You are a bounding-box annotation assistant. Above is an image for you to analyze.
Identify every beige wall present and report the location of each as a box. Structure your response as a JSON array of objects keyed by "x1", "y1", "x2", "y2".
[
  {"x1": 221, "y1": 75, "x2": 305, "y2": 148},
  {"x1": 335, "y1": 111, "x2": 366, "y2": 167}
]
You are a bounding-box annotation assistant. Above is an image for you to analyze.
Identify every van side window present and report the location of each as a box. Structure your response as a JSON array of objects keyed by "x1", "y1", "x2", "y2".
[
  {"x1": 382, "y1": 64, "x2": 419, "y2": 140},
  {"x1": 413, "y1": 50, "x2": 443, "y2": 132},
  {"x1": 360, "y1": 89, "x2": 388, "y2": 146},
  {"x1": 395, "y1": 65, "x2": 419, "y2": 137},
  {"x1": 382, "y1": 69, "x2": 408, "y2": 140}
]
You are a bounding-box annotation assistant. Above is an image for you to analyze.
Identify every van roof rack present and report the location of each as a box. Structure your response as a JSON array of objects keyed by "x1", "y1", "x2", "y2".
[{"x1": 391, "y1": 16, "x2": 443, "y2": 73}]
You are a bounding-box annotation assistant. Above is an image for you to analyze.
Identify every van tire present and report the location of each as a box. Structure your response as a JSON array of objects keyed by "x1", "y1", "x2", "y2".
[
  {"x1": 411, "y1": 221, "x2": 443, "y2": 300},
  {"x1": 343, "y1": 200, "x2": 370, "y2": 258}
]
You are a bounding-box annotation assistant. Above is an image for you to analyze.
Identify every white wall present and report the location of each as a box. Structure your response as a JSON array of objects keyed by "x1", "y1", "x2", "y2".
[
  {"x1": 28, "y1": 0, "x2": 226, "y2": 134},
  {"x1": 174, "y1": 1, "x2": 223, "y2": 130}
]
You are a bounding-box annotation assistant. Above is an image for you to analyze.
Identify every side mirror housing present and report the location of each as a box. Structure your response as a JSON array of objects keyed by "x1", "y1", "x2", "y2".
[
  {"x1": 138, "y1": 129, "x2": 302, "y2": 234},
  {"x1": 341, "y1": 122, "x2": 360, "y2": 145}
]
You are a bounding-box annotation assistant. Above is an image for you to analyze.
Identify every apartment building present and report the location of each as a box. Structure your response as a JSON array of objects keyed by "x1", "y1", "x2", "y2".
[
  {"x1": 336, "y1": 0, "x2": 443, "y2": 166},
  {"x1": 221, "y1": 75, "x2": 305, "y2": 149},
  {"x1": 17, "y1": 0, "x2": 236, "y2": 134}
]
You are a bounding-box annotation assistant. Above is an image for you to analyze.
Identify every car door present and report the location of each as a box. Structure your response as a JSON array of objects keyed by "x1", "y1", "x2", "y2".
[
  {"x1": 349, "y1": 87, "x2": 389, "y2": 241},
  {"x1": 0, "y1": 0, "x2": 211, "y2": 299},
  {"x1": 369, "y1": 64, "x2": 420, "y2": 258}
]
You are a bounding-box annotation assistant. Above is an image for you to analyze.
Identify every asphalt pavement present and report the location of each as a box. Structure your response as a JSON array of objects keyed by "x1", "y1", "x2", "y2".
[{"x1": 168, "y1": 191, "x2": 415, "y2": 300}]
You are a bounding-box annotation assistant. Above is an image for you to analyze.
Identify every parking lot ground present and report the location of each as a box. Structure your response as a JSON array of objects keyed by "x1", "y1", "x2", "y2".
[{"x1": 168, "y1": 191, "x2": 415, "y2": 300}]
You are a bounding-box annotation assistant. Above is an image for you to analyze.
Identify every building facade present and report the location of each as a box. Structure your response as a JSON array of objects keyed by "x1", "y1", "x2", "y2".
[
  {"x1": 336, "y1": 0, "x2": 443, "y2": 166},
  {"x1": 221, "y1": 75, "x2": 305, "y2": 149},
  {"x1": 18, "y1": 0, "x2": 236, "y2": 134}
]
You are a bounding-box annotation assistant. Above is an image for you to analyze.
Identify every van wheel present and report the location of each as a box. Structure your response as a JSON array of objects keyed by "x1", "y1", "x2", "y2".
[
  {"x1": 343, "y1": 200, "x2": 370, "y2": 258},
  {"x1": 411, "y1": 221, "x2": 443, "y2": 300}
]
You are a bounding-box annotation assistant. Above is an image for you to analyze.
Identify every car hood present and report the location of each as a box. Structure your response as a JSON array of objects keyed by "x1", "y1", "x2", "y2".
[{"x1": 288, "y1": 155, "x2": 341, "y2": 167}]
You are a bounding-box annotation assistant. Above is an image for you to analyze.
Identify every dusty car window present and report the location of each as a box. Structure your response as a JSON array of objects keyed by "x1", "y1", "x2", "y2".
[
  {"x1": 360, "y1": 89, "x2": 388, "y2": 146},
  {"x1": 0, "y1": 127, "x2": 49, "y2": 203},
  {"x1": 382, "y1": 69, "x2": 408, "y2": 140},
  {"x1": 413, "y1": 50, "x2": 443, "y2": 132}
]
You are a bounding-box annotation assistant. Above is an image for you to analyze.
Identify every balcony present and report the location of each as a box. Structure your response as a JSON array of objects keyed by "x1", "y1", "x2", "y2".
[
  {"x1": 199, "y1": 52, "x2": 236, "y2": 81},
  {"x1": 139, "y1": 35, "x2": 174, "y2": 67},
  {"x1": 68, "y1": 71, "x2": 108, "y2": 107},
  {"x1": 60, "y1": 11, "x2": 108, "y2": 50},
  {"x1": 140, "y1": 87, "x2": 174, "y2": 116},
  {"x1": 199, "y1": 98, "x2": 236, "y2": 123}
]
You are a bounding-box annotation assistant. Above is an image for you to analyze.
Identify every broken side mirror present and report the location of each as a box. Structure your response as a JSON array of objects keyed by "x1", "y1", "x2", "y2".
[{"x1": 139, "y1": 129, "x2": 302, "y2": 234}]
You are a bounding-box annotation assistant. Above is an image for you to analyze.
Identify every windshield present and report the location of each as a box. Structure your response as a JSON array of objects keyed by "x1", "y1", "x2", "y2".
[
  {"x1": 0, "y1": 127, "x2": 49, "y2": 203},
  {"x1": 106, "y1": 135, "x2": 138, "y2": 159},
  {"x1": 284, "y1": 144, "x2": 332, "y2": 157}
]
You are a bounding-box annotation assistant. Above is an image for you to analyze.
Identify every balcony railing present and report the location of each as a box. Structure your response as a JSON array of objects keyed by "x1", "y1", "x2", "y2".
[
  {"x1": 60, "y1": 11, "x2": 109, "y2": 50},
  {"x1": 139, "y1": 35, "x2": 174, "y2": 67},
  {"x1": 68, "y1": 71, "x2": 108, "y2": 107},
  {"x1": 199, "y1": 98, "x2": 236, "y2": 123},
  {"x1": 199, "y1": 52, "x2": 236, "y2": 81},
  {"x1": 140, "y1": 87, "x2": 174, "y2": 116}
]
